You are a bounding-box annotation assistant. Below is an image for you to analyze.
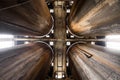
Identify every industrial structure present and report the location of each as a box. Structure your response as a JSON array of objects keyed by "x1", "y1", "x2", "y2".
[{"x1": 0, "y1": 0, "x2": 120, "y2": 80}]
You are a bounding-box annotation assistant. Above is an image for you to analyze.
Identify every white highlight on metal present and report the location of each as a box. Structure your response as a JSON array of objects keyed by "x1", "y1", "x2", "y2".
[
  {"x1": 51, "y1": 29, "x2": 54, "y2": 33},
  {"x1": 70, "y1": 1, "x2": 74, "y2": 4},
  {"x1": 46, "y1": 35, "x2": 50, "y2": 38},
  {"x1": 49, "y1": 41, "x2": 54, "y2": 46},
  {"x1": 62, "y1": 74, "x2": 65, "y2": 78},
  {"x1": 51, "y1": 62, "x2": 54, "y2": 66},
  {"x1": 50, "y1": 9, "x2": 54, "y2": 13},
  {"x1": 91, "y1": 42, "x2": 95, "y2": 45},
  {"x1": 55, "y1": 75, "x2": 58, "y2": 78},
  {"x1": 24, "y1": 41, "x2": 29, "y2": 44},
  {"x1": 66, "y1": 62, "x2": 69, "y2": 67},
  {"x1": 70, "y1": 35, "x2": 74, "y2": 38},
  {"x1": 106, "y1": 35, "x2": 120, "y2": 50},
  {"x1": 66, "y1": 42, "x2": 71, "y2": 46},
  {"x1": 70, "y1": 1, "x2": 74, "y2": 5},
  {"x1": 66, "y1": 30, "x2": 69, "y2": 34},
  {"x1": 66, "y1": 9, "x2": 70, "y2": 13},
  {"x1": 24, "y1": 35, "x2": 29, "y2": 38},
  {"x1": 0, "y1": 34, "x2": 14, "y2": 49}
]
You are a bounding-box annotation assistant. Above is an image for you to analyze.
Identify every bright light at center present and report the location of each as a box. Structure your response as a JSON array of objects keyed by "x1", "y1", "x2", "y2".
[
  {"x1": 106, "y1": 35, "x2": 120, "y2": 50},
  {"x1": 0, "y1": 34, "x2": 14, "y2": 38},
  {"x1": 0, "y1": 34, "x2": 14, "y2": 49}
]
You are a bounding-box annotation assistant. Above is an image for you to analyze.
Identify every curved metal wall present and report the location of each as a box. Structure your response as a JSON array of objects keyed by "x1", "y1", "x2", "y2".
[
  {"x1": 69, "y1": 0, "x2": 120, "y2": 36},
  {"x1": 0, "y1": 43, "x2": 53, "y2": 80},
  {"x1": 68, "y1": 43, "x2": 120, "y2": 80},
  {"x1": 0, "y1": 0, "x2": 52, "y2": 36}
]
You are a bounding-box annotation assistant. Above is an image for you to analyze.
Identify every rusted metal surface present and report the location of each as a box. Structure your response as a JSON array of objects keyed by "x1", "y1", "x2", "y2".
[
  {"x1": 69, "y1": 0, "x2": 120, "y2": 36},
  {"x1": 53, "y1": 1, "x2": 67, "y2": 78},
  {"x1": 68, "y1": 43, "x2": 120, "y2": 80},
  {"x1": 0, "y1": 0, "x2": 52, "y2": 36},
  {"x1": 1, "y1": 0, "x2": 120, "y2": 80},
  {"x1": 0, "y1": 43, "x2": 53, "y2": 80}
]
